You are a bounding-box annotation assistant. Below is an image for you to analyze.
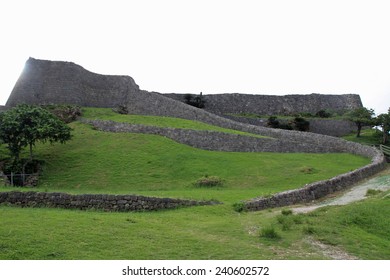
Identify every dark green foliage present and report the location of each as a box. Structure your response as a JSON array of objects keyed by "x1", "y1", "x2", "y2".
[
  {"x1": 281, "y1": 209, "x2": 293, "y2": 215},
  {"x1": 260, "y1": 226, "x2": 281, "y2": 239},
  {"x1": 344, "y1": 107, "x2": 375, "y2": 137},
  {"x1": 184, "y1": 93, "x2": 205, "y2": 108},
  {"x1": 375, "y1": 108, "x2": 390, "y2": 144},
  {"x1": 267, "y1": 116, "x2": 280, "y2": 128},
  {"x1": 0, "y1": 104, "x2": 72, "y2": 162},
  {"x1": 293, "y1": 117, "x2": 310, "y2": 131},
  {"x1": 315, "y1": 109, "x2": 332, "y2": 118},
  {"x1": 267, "y1": 116, "x2": 309, "y2": 131},
  {"x1": 233, "y1": 202, "x2": 246, "y2": 212},
  {"x1": 366, "y1": 189, "x2": 383, "y2": 196}
]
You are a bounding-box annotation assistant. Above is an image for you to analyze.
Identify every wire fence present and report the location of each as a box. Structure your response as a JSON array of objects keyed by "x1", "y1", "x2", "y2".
[
  {"x1": 1, "y1": 172, "x2": 39, "y2": 187},
  {"x1": 380, "y1": 144, "x2": 390, "y2": 157}
]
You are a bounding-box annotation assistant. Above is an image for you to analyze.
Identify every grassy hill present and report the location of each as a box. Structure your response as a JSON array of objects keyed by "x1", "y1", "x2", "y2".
[{"x1": 1, "y1": 108, "x2": 386, "y2": 259}]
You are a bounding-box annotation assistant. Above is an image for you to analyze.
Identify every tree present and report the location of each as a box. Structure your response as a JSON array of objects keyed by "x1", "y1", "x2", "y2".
[
  {"x1": 293, "y1": 117, "x2": 310, "y2": 131},
  {"x1": 0, "y1": 104, "x2": 72, "y2": 162},
  {"x1": 376, "y1": 108, "x2": 390, "y2": 144},
  {"x1": 344, "y1": 107, "x2": 375, "y2": 137}
]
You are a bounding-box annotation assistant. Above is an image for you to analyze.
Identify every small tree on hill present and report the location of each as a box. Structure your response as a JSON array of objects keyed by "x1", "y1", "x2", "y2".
[
  {"x1": 344, "y1": 107, "x2": 375, "y2": 137},
  {"x1": 0, "y1": 104, "x2": 72, "y2": 162},
  {"x1": 376, "y1": 108, "x2": 390, "y2": 144}
]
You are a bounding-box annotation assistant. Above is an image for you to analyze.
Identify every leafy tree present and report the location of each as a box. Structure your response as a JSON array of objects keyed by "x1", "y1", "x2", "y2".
[
  {"x1": 267, "y1": 116, "x2": 280, "y2": 128},
  {"x1": 183, "y1": 93, "x2": 205, "y2": 108},
  {"x1": 293, "y1": 117, "x2": 310, "y2": 131},
  {"x1": 344, "y1": 107, "x2": 375, "y2": 137},
  {"x1": 376, "y1": 108, "x2": 390, "y2": 144},
  {"x1": 0, "y1": 104, "x2": 72, "y2": 162}
]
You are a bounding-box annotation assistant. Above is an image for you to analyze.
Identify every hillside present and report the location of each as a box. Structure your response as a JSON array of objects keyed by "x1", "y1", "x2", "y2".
[{"x1": 1, "y1": 112, "x2": 388, "y2": 259}]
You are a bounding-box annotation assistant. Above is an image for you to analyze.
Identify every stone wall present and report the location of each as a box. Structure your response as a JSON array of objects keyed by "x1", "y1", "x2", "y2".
[
  {"x1": 244, "y1": 154, "x2": 386, "y2": 211},
  {"x1": 6, "y1": 58, "x2": 140, "y2": 108},
  {"x1": 0, "y1": 191, "x2": 216, "y2": 212},
  {"x1": 223, "y1": 115, "x2": 356, "y2": 137},
  {"x1": 165, "y1": 93, "x2": 363, "y2": 115}
]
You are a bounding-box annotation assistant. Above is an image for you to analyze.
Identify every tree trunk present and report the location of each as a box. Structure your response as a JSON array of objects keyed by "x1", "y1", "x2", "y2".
[
  {"x1": 29, "y1": 143, "x2": 33, "y2": 161},
  {"x1": 356, "y1": 123, "x2": 362, "y2": 137}
]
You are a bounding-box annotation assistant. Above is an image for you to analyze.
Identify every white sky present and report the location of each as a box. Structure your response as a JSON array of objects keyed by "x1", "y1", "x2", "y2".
[{"x1": 1, "y1": 0, "x2": 390, "y2": 114}]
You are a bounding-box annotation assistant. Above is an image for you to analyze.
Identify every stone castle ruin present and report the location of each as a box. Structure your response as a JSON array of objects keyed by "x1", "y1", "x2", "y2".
[
  {"x1": 3, "y1": 57, "x2": 386, "y2": 211},
  {"x1": 8, "y1": 58, "x2": 362, "y2": 116}
]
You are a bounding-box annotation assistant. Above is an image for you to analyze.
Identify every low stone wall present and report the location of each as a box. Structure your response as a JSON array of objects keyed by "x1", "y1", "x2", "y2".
[
  {"x1": 0, "y1": 191, "x2": 216, "y2": 212},
  {"x1": 244, "y1": 154, "x2": 386, "y2": 211}
]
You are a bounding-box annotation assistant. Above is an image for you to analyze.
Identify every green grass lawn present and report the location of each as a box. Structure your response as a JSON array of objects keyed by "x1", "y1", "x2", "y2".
[
  {"x1": 342, "y1": 128, "x2": 383, "y2": 146},
  {"x1": 0, "y1": 112, "x2": 380, "y2": 260}
]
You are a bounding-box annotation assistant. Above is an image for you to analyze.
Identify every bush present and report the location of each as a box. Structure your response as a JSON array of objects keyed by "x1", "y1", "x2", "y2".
[
  {"x1": 315, "y1": 109, "x2": 333, "y2": 118},
  {"x1": 260, "y1": 226, "x2": 281, "y2": 239},
  {"x1": 293, "y1": 117, "x2": 310, "y2": 131},
  {"x1": 233, "y1": 202, "x2": 246, "y2": 213},
  {"x1": 194, "y1": 175, "x2": 224, "y2": 187},
  {"x1": 277, "y1": 215, "x2": 293, "y2": 231},
  {"x1": 281, "y1": 209, "x2": 293, "y2": 215},
  {"x1": 366, "y1": 189, "x2": 383, "y2": 196},
  {"x1": 184, "y1": 93, "x2": 205, "y2": 108},
  {"x1": 115, "y1": 105, "x2": 129, "y2": 115}
]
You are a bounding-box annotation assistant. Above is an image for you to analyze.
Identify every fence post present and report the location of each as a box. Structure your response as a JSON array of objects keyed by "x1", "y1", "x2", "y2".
[{"x1": 10, "y1": 172, "x2": 14, "y2": 186}]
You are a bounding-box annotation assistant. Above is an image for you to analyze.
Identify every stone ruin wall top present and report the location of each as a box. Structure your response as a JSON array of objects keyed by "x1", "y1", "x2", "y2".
[{"x1": 6, "y1": 58, "x2": 362, "y2": 117}]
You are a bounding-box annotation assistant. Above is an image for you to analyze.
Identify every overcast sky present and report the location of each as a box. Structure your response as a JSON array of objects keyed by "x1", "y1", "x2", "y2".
[{"x1": 1, "y1": 0, "x2": 389, "y2": 114}]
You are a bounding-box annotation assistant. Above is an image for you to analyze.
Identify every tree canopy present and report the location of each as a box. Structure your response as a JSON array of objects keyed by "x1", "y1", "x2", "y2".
[
  {"x1": 376, "y1": 108, "x2": 390, "y2": 144},
  {"x1": 0, "y1": 104, "x2": 72, "y2": 162},
  {"x1": 344, "y1": 107, "x2": 375, "y2": 137}
]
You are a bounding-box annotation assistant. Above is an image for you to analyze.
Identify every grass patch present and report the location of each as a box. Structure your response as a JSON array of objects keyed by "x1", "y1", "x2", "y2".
[
  {"x1": 193, "y1": 175, "x2": 224, "y2": 188},
  {"x1": 342, "y1": 128, "x2": 383, "y2": 146},
  {"x1": 260, "y1": 226, "x2": 281, "y2": 239},
  {"x1": 82, "y1": 107, "x2": 267, "y2": 138},
  {"x1": 366, "y1": 189, "x2": 383, "y2": 196}
]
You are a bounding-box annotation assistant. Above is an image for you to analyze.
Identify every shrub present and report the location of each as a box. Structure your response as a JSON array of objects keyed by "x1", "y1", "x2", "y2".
[
  {"x1": 293, "y1": 117, "x2": 310, "y2": 131},
  {"x1": 115, "y1": 105, "x2": 129, "y2": 115},
  {"x1": 260, "y1": 226, "x2": 281, "y2": 239},
  {"x1": 366, "y1": 189, "x2": 383, "y2": 196},
  {"x1": 281, "y1": 209, "x2": 293, "y2": 215},
  {"x1": 193, "y1": 175, "x2": 224, "y2": 187},
  {"x1": 277, "y1": 215, "x2": 293, "y2": 231},
  {"x1": 233, "y1": 202, "x2": 246, "y2": 213},
  {"x1": 303, "y1": 226, "x2": 317, "y2": 235},
  {"x1": 315, "y1": 109, "x2": 332, "y2": 118}
]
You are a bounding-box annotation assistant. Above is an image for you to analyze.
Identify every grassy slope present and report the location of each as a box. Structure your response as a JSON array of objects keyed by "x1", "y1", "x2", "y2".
[
  {"x1": 82, "y1": 107, "x2": 267, "y2": 138},
  {"x1": 0, "y1": 110, "x2": 379, "y2": 259},
  {"x1": 2, "y1": 122, "x2": 368, "y2": 203}
]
